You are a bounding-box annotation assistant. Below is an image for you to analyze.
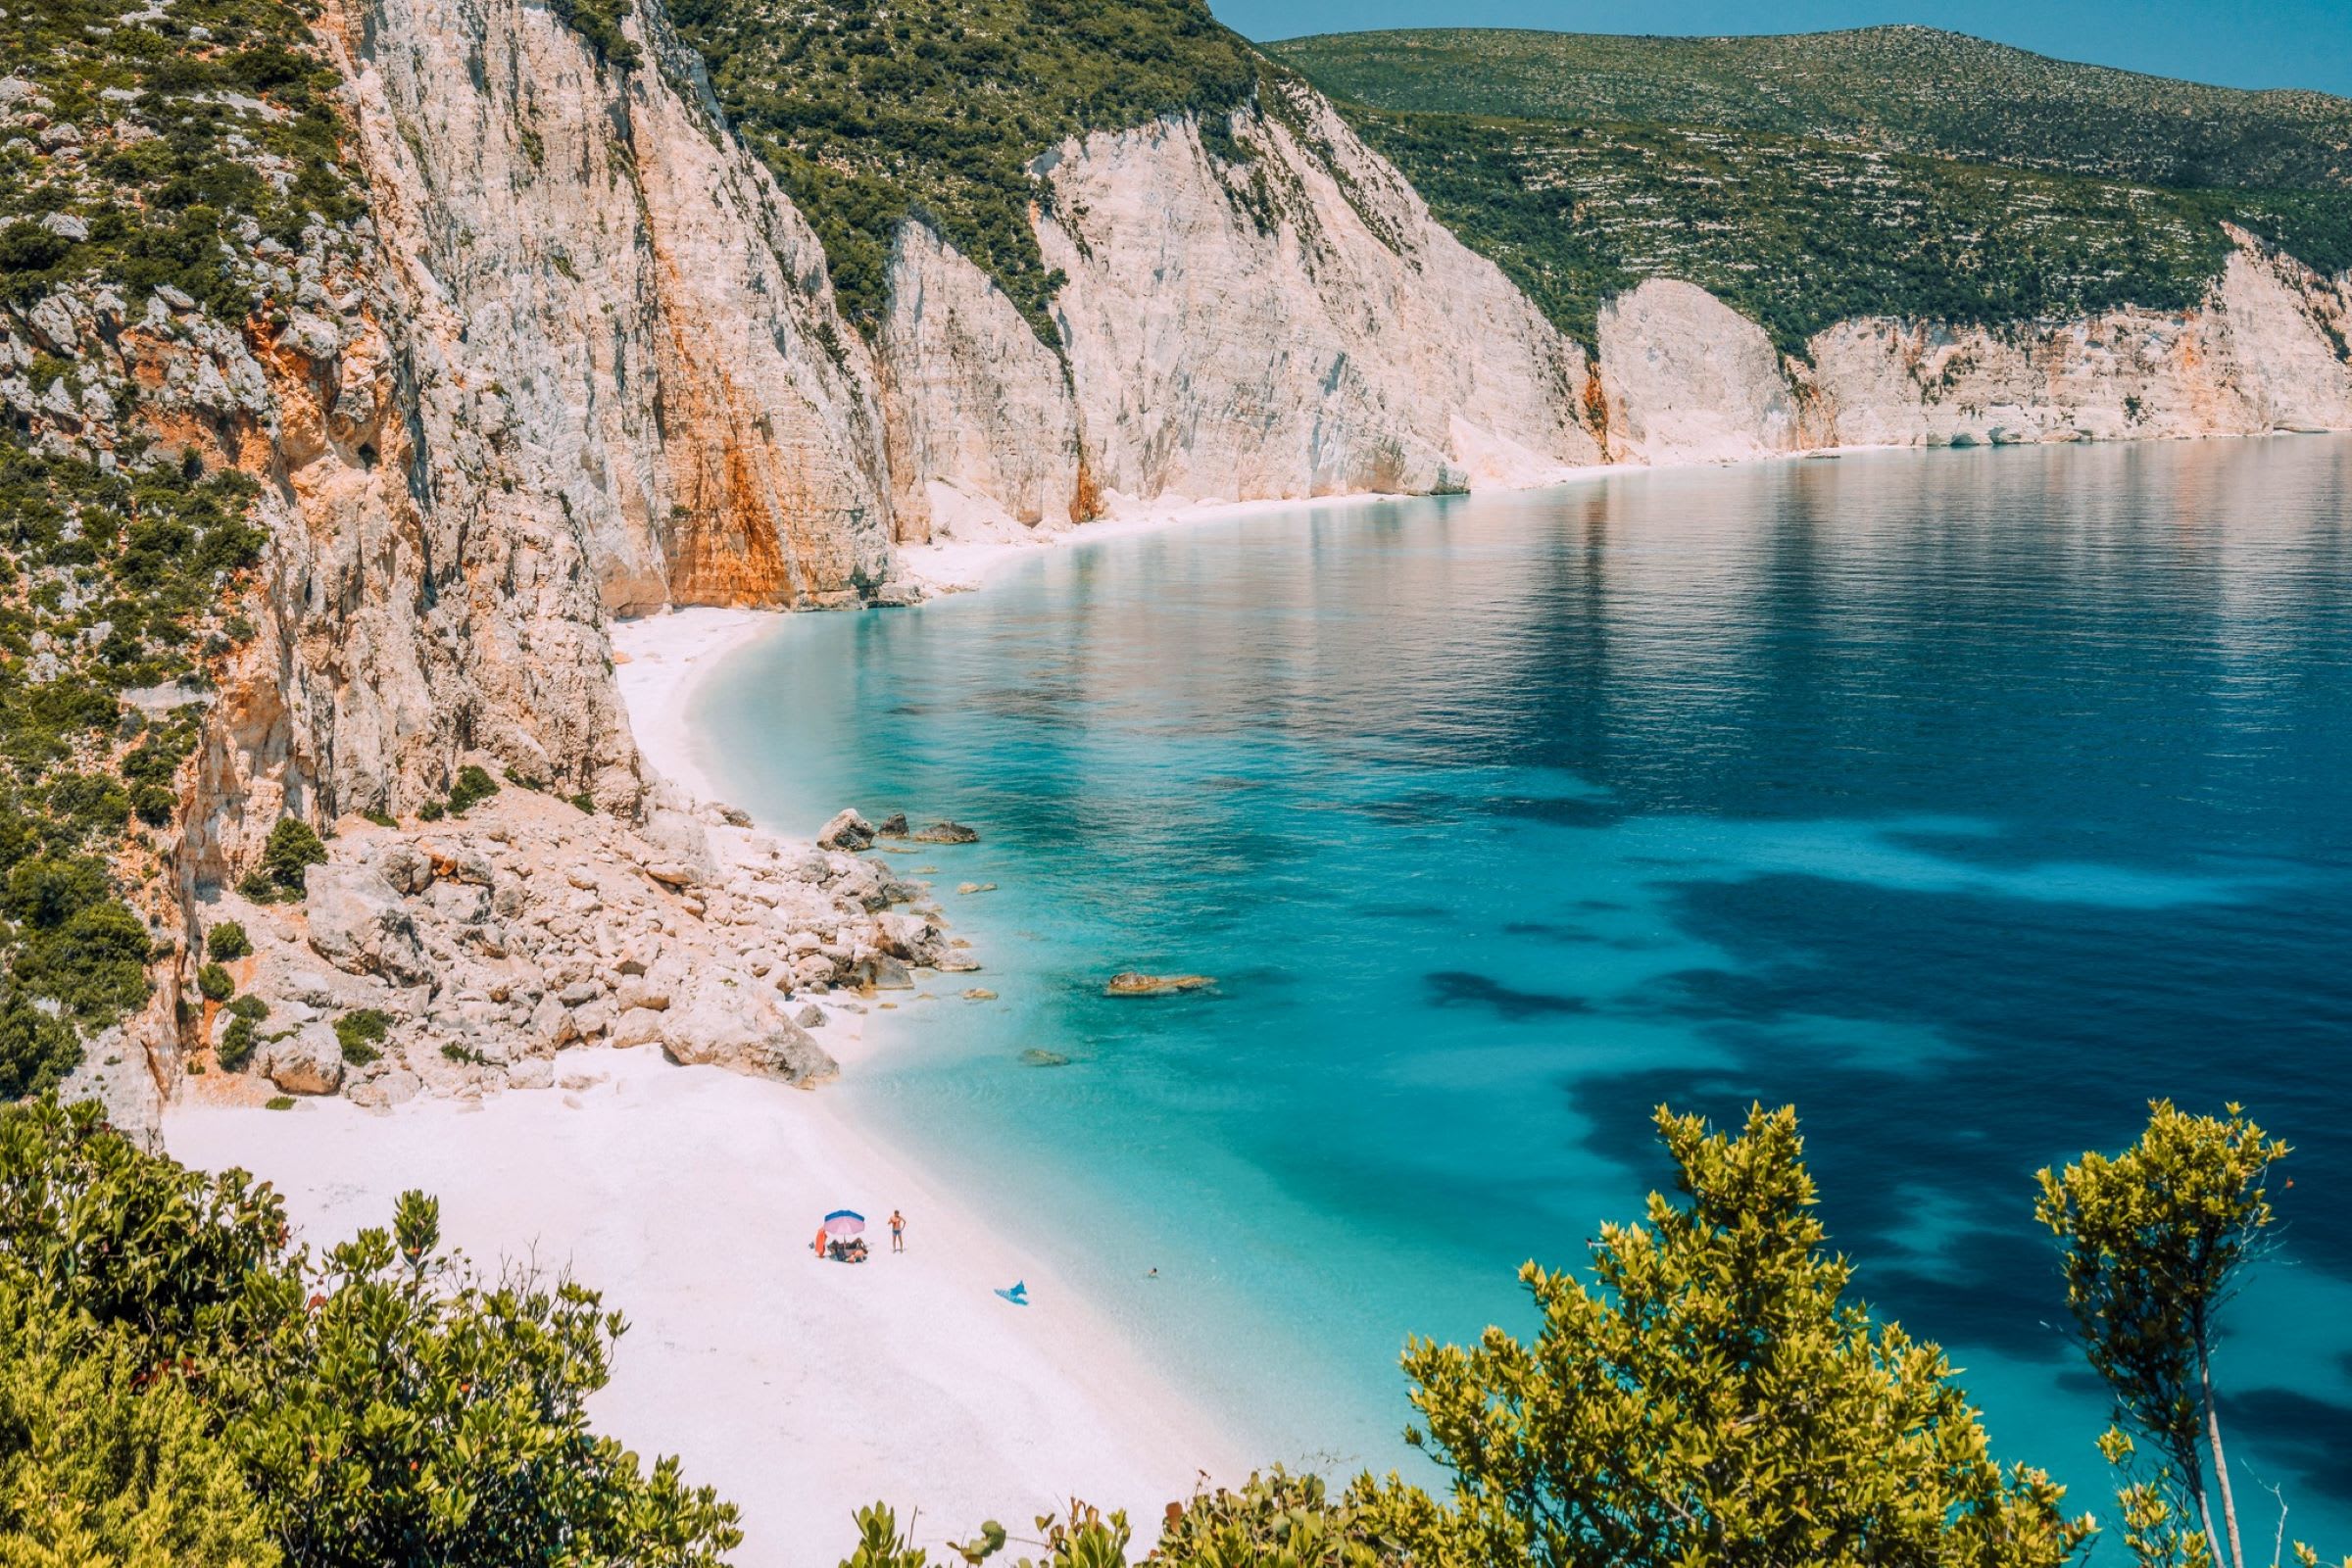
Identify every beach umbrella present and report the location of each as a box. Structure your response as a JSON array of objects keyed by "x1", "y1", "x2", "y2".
[{"x1": 823, "y1": 1209, "x2": 865, "y2": 1237}]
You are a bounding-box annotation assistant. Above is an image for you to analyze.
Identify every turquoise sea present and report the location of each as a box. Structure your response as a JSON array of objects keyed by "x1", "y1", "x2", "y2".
[{"x1": 697, "y1": 436, "x2": 2352, "y2": 1541}]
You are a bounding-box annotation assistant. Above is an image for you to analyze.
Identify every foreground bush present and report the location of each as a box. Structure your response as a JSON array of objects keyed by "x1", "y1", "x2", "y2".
[
  {"x1": 849, "y1": 1104, "x2": 2095, "y2": 1568},
  {"x1": 0, "y1": 1097, "x2": 740, "y2": 1568}
]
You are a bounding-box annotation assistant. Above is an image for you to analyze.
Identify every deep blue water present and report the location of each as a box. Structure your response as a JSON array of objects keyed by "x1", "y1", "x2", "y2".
[{"x1": 698, "y1": 436, "x2": 2352, "y2": 1541}]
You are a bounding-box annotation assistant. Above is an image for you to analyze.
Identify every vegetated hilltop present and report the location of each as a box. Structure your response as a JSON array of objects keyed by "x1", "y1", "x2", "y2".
[
  {"x1": 1264, "y1": 26, "x2": 2352, "y2": 354},
  {"x1": 1264, "y1": 25, "x2": 2352, "y2": 191},
  {"x1": 662, "y1": 0, "x2": 1263, "y2": 340}
]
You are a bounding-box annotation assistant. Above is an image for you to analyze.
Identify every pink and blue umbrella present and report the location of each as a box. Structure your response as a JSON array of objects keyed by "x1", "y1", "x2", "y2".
[{"x1": 823, "y1": 1209, "x2": 865, "y2": 1238}]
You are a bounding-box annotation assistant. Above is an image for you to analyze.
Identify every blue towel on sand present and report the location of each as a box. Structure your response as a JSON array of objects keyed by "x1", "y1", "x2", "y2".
[{"x1": 994, "y1": 1281, "x2": 1029, "y2": 1305}]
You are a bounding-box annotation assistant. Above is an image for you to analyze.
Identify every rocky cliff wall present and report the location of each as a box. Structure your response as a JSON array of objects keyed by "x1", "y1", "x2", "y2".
[
  {"x1": 1597, "y1": 229, "x2": 2352, "y2": 459},
  {"x1": 876, "y1": 85, "x2": 1605, "y2": 546},
  {"x1": 328, "y1": 0, "x2": 896, "y2": 619}
]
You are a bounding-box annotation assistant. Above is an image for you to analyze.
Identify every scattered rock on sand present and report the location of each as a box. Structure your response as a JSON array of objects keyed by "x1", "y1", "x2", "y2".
[
  {"x1": 910, "y1": 820, "x2": 979, "y2": 845},
  {"x1": 1104, "y1": 972, "x2": 1214, "y2": 997}
]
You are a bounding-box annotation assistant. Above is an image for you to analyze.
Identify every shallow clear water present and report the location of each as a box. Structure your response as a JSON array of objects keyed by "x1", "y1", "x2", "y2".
[{"x1": 698, "y1": 437, "x2": 2352, "y2": 1539}]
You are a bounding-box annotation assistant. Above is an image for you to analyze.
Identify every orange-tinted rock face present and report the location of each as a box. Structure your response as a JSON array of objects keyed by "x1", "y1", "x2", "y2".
[{"x1": 325, "y1": 0, "x2": 896, "y2": 617}]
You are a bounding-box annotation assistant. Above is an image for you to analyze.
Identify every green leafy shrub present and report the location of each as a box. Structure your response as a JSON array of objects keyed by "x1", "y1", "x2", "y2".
[
  {"x1": 263, "y1": 1096, "x2": 294, "y2": 1110},
  {"x1": 1377, "y1": 1105, "x2": 2092, "y2": 1567},
  {"x1": 0, "y1": 1099, "x2": 742, "y2": 1566},
  {"x1": 227, "y1": 995, "x2": 269, "y2": 1022},
  {"x1": 196, "y1": 962, "x2": 235, "y2": 1003},
  {"x1": 0, "y1": 1282, "x2": 277, "y2": 1568},
  {"x1": 257, "y1": 817, "x2": 327, "y2": 895},
  {"x1": 445, "y1": 763, "x2": 500, "y2": 815},
  {"x1": 549, "y1": 0, "x2": 642, "y2": 71},
  {"x1": 216, "y1": 1015, "x2": 257, "y2": 1072},
  {"x1": 206, "y1": 921, "x2": 253, "y2": 960},
  {"x1": 0, "y1": 999, "x2": 81, "y2": 1102},
  {"x1": 332, "y1": 1008, "x2": 389, "y2": 1064}
]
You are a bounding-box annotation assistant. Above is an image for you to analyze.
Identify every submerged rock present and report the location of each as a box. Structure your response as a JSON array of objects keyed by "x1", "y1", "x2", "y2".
[
  {"x1": 1019, "y1": 1048, "x2": 1070, "y2": 1067},
  {"x1": 1104, "y1": 972, "x2": 1214, "y2": 997}
]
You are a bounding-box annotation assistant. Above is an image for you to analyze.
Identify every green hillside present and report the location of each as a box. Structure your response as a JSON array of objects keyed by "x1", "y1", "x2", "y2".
[
  {"x1": 1264, "y1": 26, "x2": 2352, "y2": 355},
  {"x1": 664, "y1": 0, "x2": 1262, "y2": 340},
  {"x1": 1264, "y1": 26, "x2": 2352, "y2": 192}
]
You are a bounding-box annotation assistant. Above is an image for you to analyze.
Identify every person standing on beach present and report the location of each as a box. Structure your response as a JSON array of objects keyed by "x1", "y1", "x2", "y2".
[{"x1": 889, "y1": 1210, "x2": 906, "y2": 1253}]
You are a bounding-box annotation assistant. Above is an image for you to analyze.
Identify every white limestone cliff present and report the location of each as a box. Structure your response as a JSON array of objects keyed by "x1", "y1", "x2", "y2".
[
  {"x1": 1596, "y1": 279, "x2": 1815, "y2": 465},
  {"x1": 1593, "y1": 229, "x2": 2352, "y2": 459}
]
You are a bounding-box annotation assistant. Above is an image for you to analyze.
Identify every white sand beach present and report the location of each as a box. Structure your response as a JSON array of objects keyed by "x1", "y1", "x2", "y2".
[
  {"x1": 167, "y1": 1044, "x2": 1230, "y2": 1561},
  {"x1": 163, "y1": 599, "x2": 1242, "y2": 1563}
]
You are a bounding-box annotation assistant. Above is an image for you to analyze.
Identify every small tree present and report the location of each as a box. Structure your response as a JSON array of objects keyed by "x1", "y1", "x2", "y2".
[
  {"x1": 2036, "y1": 1102, "x2": 2293, "y2": 1568},
  {"x1": 1389, "y1": 1103, "x2": 2093, "y2": 1568},
  {"x1": 206, "y1": 921, "x2": 252, "y2": 960},
  {"x1": 257, "y1": 816, "x2": 326, "y2": 896}
]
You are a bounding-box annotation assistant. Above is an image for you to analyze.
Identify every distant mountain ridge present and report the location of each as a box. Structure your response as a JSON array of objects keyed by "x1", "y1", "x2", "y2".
[{"x1": 1263, "y1": 24, "x2": 2352, "y2": 192}]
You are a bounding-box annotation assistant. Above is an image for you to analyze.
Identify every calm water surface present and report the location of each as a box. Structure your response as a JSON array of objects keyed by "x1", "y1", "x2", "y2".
[{"x1": 699, "y1": 437, "x2": 2352, "y2": 1537}]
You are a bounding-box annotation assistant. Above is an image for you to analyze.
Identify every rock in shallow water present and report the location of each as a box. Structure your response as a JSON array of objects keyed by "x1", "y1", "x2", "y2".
[
  {"x1": 910, "y1": 820, "x2": 979, "y2": 845},
  {"x1": 1104, "y1": 972, "x2": 1214, "y2": 997},
  {"x1": 816, "y1": 809, "x2": 876, "y2": 852}
]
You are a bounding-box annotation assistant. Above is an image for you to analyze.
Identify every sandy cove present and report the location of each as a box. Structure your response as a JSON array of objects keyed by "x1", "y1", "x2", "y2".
[{"x1": 162, "y1": 599, "x2": 1239, "y2": 1563}]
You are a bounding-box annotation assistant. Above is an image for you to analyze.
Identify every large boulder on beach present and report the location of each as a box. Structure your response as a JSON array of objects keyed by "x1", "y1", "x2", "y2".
[
  {"x1": 256, "y1": 1022, "x2": 345, "y2": 1096},
  {"x1": 304, "y1": 864, "x2": 431, "y2": 985},
  {"x1": 660, "y1": 972, "x2": 838, "y2": 1086}
]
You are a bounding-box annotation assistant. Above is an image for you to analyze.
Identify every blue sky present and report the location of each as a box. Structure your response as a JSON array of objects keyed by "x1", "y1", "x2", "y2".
[{"x1": 1210, "y1": 0, "x2": 2352, "y2": 98}]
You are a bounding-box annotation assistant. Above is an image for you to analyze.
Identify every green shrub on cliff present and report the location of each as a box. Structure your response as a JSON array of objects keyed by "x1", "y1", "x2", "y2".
[
  {"x1": 0, "y1": 1096, "x2": 743, "y2": 1566},
  {"x1": 253, "y1": 815, "x2": 326, "y2": 898},
  {"x1": 333, "y1": 1006, "x2": 388, "y2": 1064}
]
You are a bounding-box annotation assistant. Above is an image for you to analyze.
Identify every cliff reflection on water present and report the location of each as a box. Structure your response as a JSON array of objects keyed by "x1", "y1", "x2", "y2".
[{"x1": 701, "y1": 435, "x2": 2352, "y2": 1534}]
